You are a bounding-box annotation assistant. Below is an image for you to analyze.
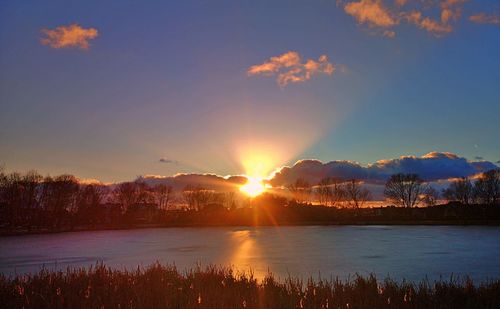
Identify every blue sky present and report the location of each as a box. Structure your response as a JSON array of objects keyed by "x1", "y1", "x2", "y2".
[{"x1": 0, "y1": 0, "x2": 499, "y2": 182}]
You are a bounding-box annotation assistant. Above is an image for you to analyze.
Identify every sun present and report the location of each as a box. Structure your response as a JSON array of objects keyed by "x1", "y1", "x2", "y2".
[{"x1": 240, "y1": 177, "x2": 266, "y2": 197}]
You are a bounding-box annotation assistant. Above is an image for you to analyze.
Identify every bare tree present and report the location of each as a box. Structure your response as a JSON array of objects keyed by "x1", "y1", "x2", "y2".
[
  {"x1": 182, "y1": 185, "x2": 214, "y2": 211},
  {"x1": 134, "y1": 181, "x2": 155, "y2": 205},
  {"x1": 154, "y1": 184, "x2": 174, "y2": 210},
  {"x1": 40, "y1": 175, "x2": 80, "y2": 227},
  {"x1": 422, "y1": 186, "x2": 439, "y2": 207},
  {"x1": 344, "y1": 179, "x2": 371, "y2": 209},
  {"x1": 474, "y1": 169, "x2": 500, "y2": 205},
  {"x1": 223, "y1": 191, "x2": 237, "y2": 210},
  {"x1": 443, "y1": 177, "x2": 473, "y2": 205},
  {"x1": 288, "y1": 178, "x2": 311, "y2": 204},
  {"x1": 0, "y1": 171, "x2": 43, "y2": 225},
  {"x1": 384, "y1": 173, "x2": 426, "y2": 208},
  {"x1": 316, "y1": 177, "x2": 345, "y2": 207},
  {"x1": 112, "y1": 182, "x2": 138, "y2": 212},
  {"x1": 77, "y1": 184, "x2": 108, "y2": 221}
]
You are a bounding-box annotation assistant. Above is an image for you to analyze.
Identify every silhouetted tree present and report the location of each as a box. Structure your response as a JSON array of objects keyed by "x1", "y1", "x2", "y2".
[
  {"x1": 135, "y1": 181, "x2": 155, "y2": 205},
  {"x1": 0, "y1": 170, "x2": 43, "y2": 226},
  {"x1": 223, "y1": 191, "x2": 237, "y2": 210},
  {"x1": 77, "y1": 184, "x2": 108, "y2": 222},
  {"x1": 344, "y1": 179, "x2": 371, "y2": 209},
  {"x1": 474, "y1": 169, "x2": 500, "y2": 205},
  {"x1": 288, "y1": 178, "x2": 311, "y2": 204},
  {"x1": 384, "y1": 173, "x2": 426, "y2": 208},
  {"x1": 112, "y1": 182, "x2": 138, "y2": 212},
  {"x1": 40, "y1": 175, "x2": 79, "y2": 227},
  {"x1": 154, "y1": 184, "x2": 174, "y2": 210},
  {"x1": 443, "y1": 177, "x2": 473, "y2": 205},
  {"x1": 316, "y1": 177, "x2": 344, "y2": 207},
  {"x1": 422, "y1": 186, "x2": 439, "y2": 207},
  {"x1": 182, "y1": 185, "x2": 214, "y2": 211}
]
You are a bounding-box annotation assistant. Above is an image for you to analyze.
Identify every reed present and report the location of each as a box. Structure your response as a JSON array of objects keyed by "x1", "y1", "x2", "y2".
[{"x1": 1, "y1": 263, "x2": 499, "y2": 308}]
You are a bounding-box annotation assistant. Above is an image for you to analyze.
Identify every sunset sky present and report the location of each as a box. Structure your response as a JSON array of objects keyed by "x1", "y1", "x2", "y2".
[{"x1": 1, "y1": 0, "x2": 499, "y2": 183}]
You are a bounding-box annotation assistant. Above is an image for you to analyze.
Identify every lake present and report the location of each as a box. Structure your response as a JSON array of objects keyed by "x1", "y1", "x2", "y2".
[{"x1": 1, "y1": 226, "x2": 499, "y2": 282}]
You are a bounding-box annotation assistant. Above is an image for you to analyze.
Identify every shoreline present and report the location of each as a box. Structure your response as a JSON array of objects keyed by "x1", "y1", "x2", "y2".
[{"x1": 2, "y1": 219, "x2": 500, "y2": 237}]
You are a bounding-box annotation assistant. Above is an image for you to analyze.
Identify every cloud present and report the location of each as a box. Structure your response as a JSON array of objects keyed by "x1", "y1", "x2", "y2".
[
  {"x1": 341, "y1": 0, "x2": 477, "y2": 37},
  {"x1": 78, "y1": 178, "x2": 104, "y2": 185},
  {"x1": 344, "y1": 0, "x2": 398, "y2": 28},
  {"x1": 247, "y1": 51, "x2": 335, "y2": 87},
  {"x1": 383, "y1": 30, "x2": 396, "y2": 38},
  {"x1": 41, "y1": 24, "x2": 98, "y2": 49},
  {"x1": 159, "y1": 158, "x2": 179, "y2": 165},
  {"x1": 469, "y1": 13, "x2": 500, "y2": 24},
  {"x1": 269, "y1": 152, "x2": 497, "y2": 187},
  {"x1": 136, "y1": 173, "x2": 247, "y2": 191},
  {"x1": 395, "y1": 0, "x2": 407, "y2": 7},
  {"x1": 474, "y1": 156, "x2": 484, "y2": 160}
]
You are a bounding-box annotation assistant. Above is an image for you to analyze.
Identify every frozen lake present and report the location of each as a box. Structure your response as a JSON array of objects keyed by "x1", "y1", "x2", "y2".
[{"x1": 1, "y1": 225, "x2": 499, "y2": 282}]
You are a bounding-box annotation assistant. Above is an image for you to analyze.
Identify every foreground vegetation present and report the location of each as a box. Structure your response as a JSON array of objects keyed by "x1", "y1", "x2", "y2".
[{"x1": 1, "y1": 263, "x2": 499, "y2": 308}]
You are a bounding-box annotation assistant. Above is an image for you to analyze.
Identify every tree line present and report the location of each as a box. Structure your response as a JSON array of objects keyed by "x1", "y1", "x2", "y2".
[
  {"x1": 0, "y1": 166, "x2": 498, "y2": 231},
  {"x1": 284, "y1": 169, "x2": 499, "y2": 208}
]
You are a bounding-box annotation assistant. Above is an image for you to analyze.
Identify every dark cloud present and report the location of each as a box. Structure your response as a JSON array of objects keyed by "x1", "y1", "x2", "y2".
[
  {"x1": 474, "y1": 156, "x2": 484, "y2": 160},
  {"x1": 269, "y1": 152, "x2": 497, "y2": 187},
  {"x1": 159, "y1": 158, "x2": 179, "y2": 164},
  {"x1": 137, "y1": 174, "x2": 247, "y2": 191}
]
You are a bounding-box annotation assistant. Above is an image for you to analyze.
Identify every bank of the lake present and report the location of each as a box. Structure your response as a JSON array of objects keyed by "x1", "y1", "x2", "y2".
[{"x1": 1, "y1": 203, "x2": 499, "y2": 237}]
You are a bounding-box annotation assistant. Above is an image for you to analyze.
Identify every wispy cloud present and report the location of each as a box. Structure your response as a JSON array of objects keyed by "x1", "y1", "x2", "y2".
[
  {"x1": 383, "y1": 30, "x2": 396, "y2": 38},
  {"x1": 469, "y1": 13, "x2": 500, "y2": 24},
  {"x1": 159, "y1": 158, "x2": 179, "y2": 165},
  {"x1": 41, "y1": 24, "x2": 98, "y2": 49},
  {"x1": 247, "y1": 51, "x2": 335, "y2": 87}
]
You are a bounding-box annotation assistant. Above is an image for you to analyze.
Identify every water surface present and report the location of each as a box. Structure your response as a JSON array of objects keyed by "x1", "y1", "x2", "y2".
[{"x1": 1, "y1": 226, "x2": 499, "y2": 282}]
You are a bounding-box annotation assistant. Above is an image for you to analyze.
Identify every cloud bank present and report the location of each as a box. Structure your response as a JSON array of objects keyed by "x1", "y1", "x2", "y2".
[
  {"x1": 269, "y1": 152, "x2": 498, "y2": 187},
  {"x1": 133, "y1": 152, "x2": 498, "y2": 195},
  {"x1": 137, "y1": 173, "x2": 247, "y2": 191},
  {"x1": 41, "y1": 24, "x2": 98, "y2": 49},
  {"x1": 247, "y1": 51, "x2": 335, "y2": 87}
]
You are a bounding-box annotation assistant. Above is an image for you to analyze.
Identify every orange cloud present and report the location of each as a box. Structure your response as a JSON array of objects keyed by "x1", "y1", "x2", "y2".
[
  {"x1": 341, "y1": 0, "x2": 477, "y2": 37},
  {"x1": 383, "y1": 30, "x2": 396, "y2": 38},
  {"x1": 344, "y1": 0, "x2": 398, "y2": 27},
  {"x1": 469, "y1": 13, "x2": 500, "y2": 24},
  {"x1": 41, "y1": 24, "x2": 98, "y2": 49},
  {"x1": 419, "y1": 17, "x2": 453, "y2": 35},
  {"x1": 248, "y1": 51, "x2": 335, "y2": 87},
  {"x1": 395, "y1": 0, "x2": 407, "y2": 7}
]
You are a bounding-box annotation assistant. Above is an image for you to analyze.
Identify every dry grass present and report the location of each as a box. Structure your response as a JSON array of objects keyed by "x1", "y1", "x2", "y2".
[{"x1": 1, "y1": 263, "x2": 499, "y2": 308}]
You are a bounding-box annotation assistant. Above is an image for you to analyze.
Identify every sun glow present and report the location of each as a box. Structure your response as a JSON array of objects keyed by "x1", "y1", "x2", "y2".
[{"x1": 240, "y1": 177, "x2": 266, "y2": 197}]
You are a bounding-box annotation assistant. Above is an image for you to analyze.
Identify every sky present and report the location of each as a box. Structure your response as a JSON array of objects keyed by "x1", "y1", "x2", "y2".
[{"x1": 0, "y1": 0, "x2": 499, "y2": 183}]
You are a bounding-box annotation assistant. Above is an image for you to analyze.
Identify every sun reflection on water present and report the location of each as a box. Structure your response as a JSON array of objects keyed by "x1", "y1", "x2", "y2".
[{"x1": 228, "y1": 230, "x2": 268, "y2": 280}]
